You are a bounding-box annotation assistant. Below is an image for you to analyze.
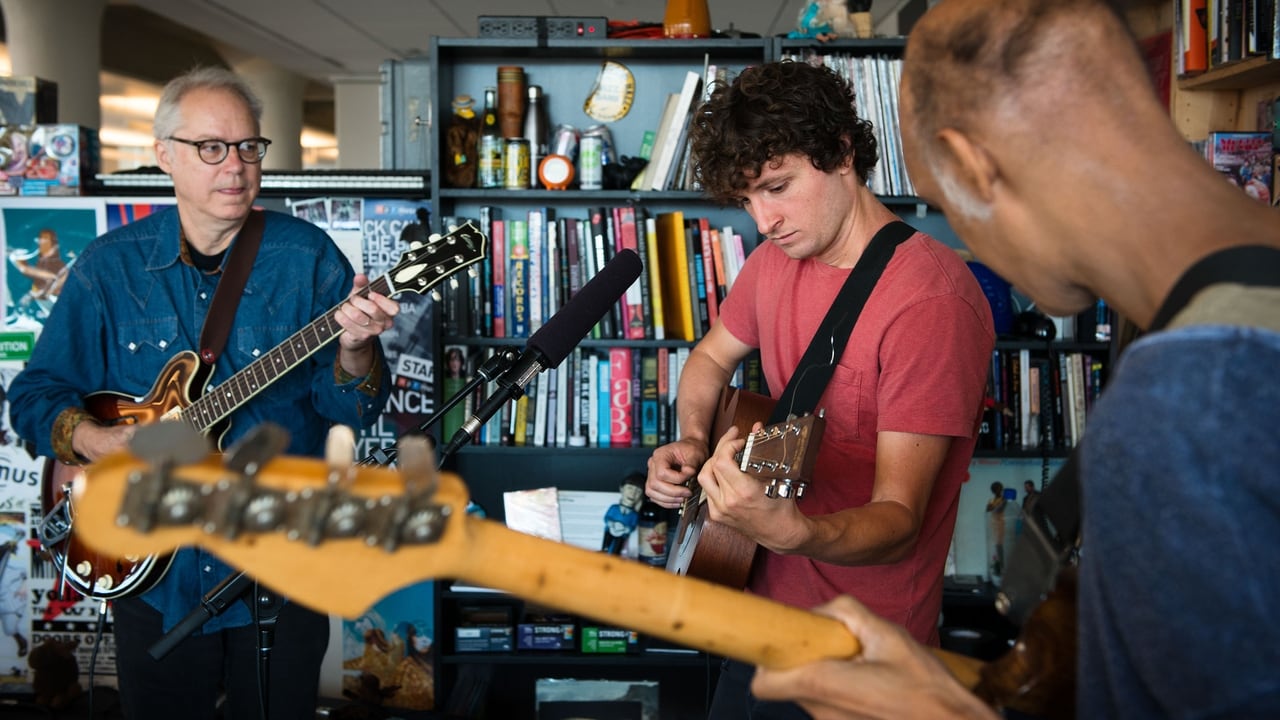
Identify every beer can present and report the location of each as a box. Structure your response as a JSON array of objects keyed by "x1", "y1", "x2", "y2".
[
  {"x1": 578, "y1": 135, "x2": 603, "y2": 190},
  {"x1": 477, "y1": 134, "x2": 504, "y2": 188},
  {"x1": 582, "y1": 124, "x2": 615, "y2": 166},
  {"x1": 550, "y1": 123, "x2": 579, "y2": 160},
  {"x1": 504, "y1": 138, "x2": 531, "y2": 190}
]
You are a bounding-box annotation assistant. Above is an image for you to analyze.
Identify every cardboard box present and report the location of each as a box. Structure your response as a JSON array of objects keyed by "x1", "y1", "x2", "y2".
[
  {"x1": 0, "y1": 76, "x2": 57, "y2": 125},
  {"x1": 517, "y1": 622, "x2": 576, "y2": 650},
  {"x1": 580, "y1": 626, "x2": 639, "y2": 654},
  {"x1": 454, "y1": 625, "x2": 513, "y2": 652},
  {"x1": 0, "y1": 125, "x2": 33, "y2": 195},
  {"x1": 19, "y1": 124, "x2": 100, "y2": 196}
]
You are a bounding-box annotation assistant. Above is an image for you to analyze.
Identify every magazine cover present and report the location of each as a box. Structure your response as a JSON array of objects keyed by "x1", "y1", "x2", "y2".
[{"x1": 1204, "y1": 132, "x2": 1273, "y2": 205}]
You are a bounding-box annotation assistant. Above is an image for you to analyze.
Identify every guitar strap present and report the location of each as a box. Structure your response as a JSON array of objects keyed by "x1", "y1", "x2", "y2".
[
  {"x1": 999, "y1": 244, "x2": 1280, "y2": 626},
  {"x1": 767, "y1": 220, "x2": 915, "y2": 425},
  {"x1": 197, "y1": 209, "x2": 265, "y2": 366}
]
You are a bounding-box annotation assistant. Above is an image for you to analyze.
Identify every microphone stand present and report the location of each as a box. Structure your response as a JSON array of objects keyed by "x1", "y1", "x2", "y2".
[{"x1": 359, "y1": 347, "x2": 519, "y2": 468}]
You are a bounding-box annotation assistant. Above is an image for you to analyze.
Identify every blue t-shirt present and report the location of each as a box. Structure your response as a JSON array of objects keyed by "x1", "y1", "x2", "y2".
[
  {"x1": 1078, "y1": 321, "x2": 1280, "y2": 717},
  {"x1": 9, "y1": 206, "x2": 391, "y2": 632}
]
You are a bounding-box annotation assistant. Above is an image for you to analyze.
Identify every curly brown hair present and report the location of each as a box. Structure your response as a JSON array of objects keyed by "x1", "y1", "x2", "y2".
[{"x1": 689, "y1": 60, "x2": 879, "y2": 204}]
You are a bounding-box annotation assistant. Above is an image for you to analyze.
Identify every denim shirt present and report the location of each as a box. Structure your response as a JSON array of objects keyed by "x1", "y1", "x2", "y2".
[
  {"x1": 1078, "y1": 322, "x2": 1280, "y2": 718},
  {"x1": 9, "y1": 206, "x2": 391, "y2": 632}
]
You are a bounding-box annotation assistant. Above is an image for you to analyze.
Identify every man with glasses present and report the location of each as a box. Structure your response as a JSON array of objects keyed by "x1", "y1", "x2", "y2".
[{"x1": 9, "y1": 66, "x2": 400, "y2": 720}]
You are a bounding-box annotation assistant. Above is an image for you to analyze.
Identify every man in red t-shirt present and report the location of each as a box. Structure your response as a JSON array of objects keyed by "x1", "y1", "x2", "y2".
[{"x1": 644, "y1": 60, "x2": 994, "y2": 720}]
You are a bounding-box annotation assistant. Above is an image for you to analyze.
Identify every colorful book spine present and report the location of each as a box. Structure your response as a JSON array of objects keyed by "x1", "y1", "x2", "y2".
[{"x1": 508, "y1": 219, "x2": 530, "y2": 338}]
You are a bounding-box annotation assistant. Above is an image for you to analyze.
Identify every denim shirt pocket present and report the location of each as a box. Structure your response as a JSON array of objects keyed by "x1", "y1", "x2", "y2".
[{"x1": 113, "y1": 315, "x2": 181, "y2": 394}]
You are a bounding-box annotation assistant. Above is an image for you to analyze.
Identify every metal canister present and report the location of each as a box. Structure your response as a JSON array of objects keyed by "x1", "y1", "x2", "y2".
[
  {"x1": 504, "y1": 138, "x2": 531, "y2": 190},
  {"x1": 578, "y1": 135, "x2": 603, "y2": 190},
  {"x1": 550, "y1": 123, "x2": 579, "y2": 160},
  {"x1": 582, "y1": 124, "x2": 615, "y2": 166},
  {"x1": 477, "y1": 134, "x2": 504, "y2": 188}
]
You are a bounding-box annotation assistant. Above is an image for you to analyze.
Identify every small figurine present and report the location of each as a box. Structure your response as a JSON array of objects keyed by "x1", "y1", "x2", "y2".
[
  {"x1": 788, "y1": 0, "x2": 874, "y2": 41},
  {"x1": 601, "y1": 473, "x2": 645, "y2": 555}
]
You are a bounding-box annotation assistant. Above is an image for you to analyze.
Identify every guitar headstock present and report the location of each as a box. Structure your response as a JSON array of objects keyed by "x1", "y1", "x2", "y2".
[
  {"x1": 385, "y1": 220, "x2": 487, "y2": 299},
  {"x1": 72, "y1": 423, "x2": 475, "y2": 617},
  {"x1": 739, "y1": 414, "x2": 825, "y2": 499}
]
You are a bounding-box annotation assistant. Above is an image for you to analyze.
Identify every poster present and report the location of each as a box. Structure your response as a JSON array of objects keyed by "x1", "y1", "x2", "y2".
[
  {"x1": 0, "y1": 197, "x2": 102, "y2": 333},
  {"x1": 340, "y1": 581, "x2": 435, "y2": 711}
]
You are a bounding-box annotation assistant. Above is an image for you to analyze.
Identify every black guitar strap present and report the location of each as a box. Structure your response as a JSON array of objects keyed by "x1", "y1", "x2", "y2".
[
  {"x1": 767, "y1": 221, "x2": 916, "y2": 425},
  {"x1": 198, "y1": 209, "x2": 265, "y2": 366},
  {"x1": 999, "y1": 245, "x2": 1280, "y2": 625}
]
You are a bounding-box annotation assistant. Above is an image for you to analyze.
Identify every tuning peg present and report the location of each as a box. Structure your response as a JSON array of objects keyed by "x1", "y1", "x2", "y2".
[
  {"x1": 128, "y1": 422, "x2": 210, "y2": 469},
  {"x1": 428, "y1": 232, "x2": 442, "y2": 244},
  {"x1": 467, "y1": 266, "x2": 479, "y2": 278},
  {"x1": 448, "y1": 276, "x2": 459, "y2": 290},
  {"x1": 430, "y1": 289, "x2": 442, "y2": 301},
  {"x1": 397, "y1": 435, "x2": 438, "y2": 496},
  {"x1": 223, "y1": 422, "x2": 291, "y2": 477},
  {"x1": 324, "y1": 425, "x2": 355, "y2": 480}
]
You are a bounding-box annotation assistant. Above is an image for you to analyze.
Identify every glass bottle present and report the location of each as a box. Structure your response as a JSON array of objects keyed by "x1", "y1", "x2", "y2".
[
  {"x1": 477, "y1": 87, "x2": 504, "y2": 189},
  {"x1": 637, "y1": 498, "x2": 670, "y2": 568},
  {"x1": 522, "y1": 85, "x2": 548, "y2": 188}
]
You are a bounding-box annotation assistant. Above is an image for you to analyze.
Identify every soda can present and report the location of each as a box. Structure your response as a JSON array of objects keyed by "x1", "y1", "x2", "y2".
[
  {"x1": 477, "y1": 134, "x2": 504, "y2": 188},
  {"x1": 578, "y1": 135, "x2": 603, "y2": 190},
  {"x1": 550, "y1": 123, "x2": 579, "y2": 159},
  {"x1": 582, "y1": 124, "x2": 615, "y2": 166},
  {"x1": 504, "y1": 138, "x2": 531, "y2": 190}
]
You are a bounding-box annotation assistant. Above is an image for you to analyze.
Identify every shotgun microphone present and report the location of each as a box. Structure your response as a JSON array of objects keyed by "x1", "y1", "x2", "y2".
[{"x1": 440, "y1": 248, "x2": 643, "y2": 458}]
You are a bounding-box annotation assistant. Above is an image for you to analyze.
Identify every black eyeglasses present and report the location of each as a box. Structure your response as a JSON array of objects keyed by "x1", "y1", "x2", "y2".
[{"x1": 168, "y1": 136, "x2": 272, "y2": 164}]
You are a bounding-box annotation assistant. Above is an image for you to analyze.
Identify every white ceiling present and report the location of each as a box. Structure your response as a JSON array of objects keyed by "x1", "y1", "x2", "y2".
[{"x1": 124, "y1": 0, "x2": 915, "y2": 84}]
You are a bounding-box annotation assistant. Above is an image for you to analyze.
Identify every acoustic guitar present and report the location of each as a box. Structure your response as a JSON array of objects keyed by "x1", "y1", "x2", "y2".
[
  {"x1": 37, "y1": 222, "x2": 487, "y2": 601},
  {"x1": 68, "y1": 423, "x2": 1075, "y2": 718},
  {"x1": 666, "y1": 386, "x2": 823, "y2": 588}
]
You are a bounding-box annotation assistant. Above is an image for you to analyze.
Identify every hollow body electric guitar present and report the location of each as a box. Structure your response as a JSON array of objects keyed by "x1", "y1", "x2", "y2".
[
  {"x1": 665, "y1": 387, "x2": 824, "y2": 588},
  {"x1": 38, "y1": 222, "x2": 487, "y2": 601}
]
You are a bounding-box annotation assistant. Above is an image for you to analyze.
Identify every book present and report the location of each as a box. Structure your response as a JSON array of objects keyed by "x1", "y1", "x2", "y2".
[
  {"x1": 609, "y1": 347, "x2": 633, "y2": 448},
  {"x1": 697, "y1": 216, "x2": 719, "y2": 326},
  {"x1": 648, "y1": 70, "x2": 703, "y2": 191},
  {"x1": 508, "y1": 219, "x2": 530, "y2": 338},
  {"x1": 685, "y1": 219, "x2": 708, "y2": 338},
  {"x1": 614, "y1": 206, "x2": 647, "y2": 339},
  {"x1": 490, "y1": 218, "x2": 506, "y2": 338},
  {"x1": 527, "y1": 208, "x2": 548, "y2": 332},
  {"x1": 641, "y1": 352, "x2": 659, "y2": 447},
  {"x1": 1203, "y1": 131, "x2": 1273, "y2": 204},
  {"x1": 655, "y1": 210, "x2": 696, "y2": 341},
  {"x1": 642, "y1": 212, "x2": 666, "y2": 340},
  {"x1": 636, "y1": 93, "x2": 682, "y2": 190}
]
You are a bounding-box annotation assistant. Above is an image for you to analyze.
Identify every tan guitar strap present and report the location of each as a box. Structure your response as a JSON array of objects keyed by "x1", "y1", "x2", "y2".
[
  {"x1": 197, "y1": 209, "x2": 265, "y2": 366},
  {"x1": 767, "y1": 220, "x2": 915, "y2": 425}
]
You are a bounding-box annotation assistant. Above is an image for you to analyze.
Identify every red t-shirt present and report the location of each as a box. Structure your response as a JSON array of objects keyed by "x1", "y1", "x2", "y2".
[{"x1": 720, "y1": 233, "x2": 994, "y2": 644}]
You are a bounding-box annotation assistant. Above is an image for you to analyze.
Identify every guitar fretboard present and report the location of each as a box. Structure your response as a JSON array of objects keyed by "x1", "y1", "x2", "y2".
[{"x1": 172, "y1": 222, "x2": 484, "y2": 435}]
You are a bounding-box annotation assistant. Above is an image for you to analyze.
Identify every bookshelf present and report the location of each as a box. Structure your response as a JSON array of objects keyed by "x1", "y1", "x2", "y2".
[{"x1": 420, "y1": 34, "x2": 1111, "y2": 716}]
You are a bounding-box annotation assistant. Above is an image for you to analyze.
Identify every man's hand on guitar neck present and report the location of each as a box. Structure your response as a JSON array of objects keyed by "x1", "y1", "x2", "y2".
[
  {"x1": 698, "y1": 423, "x2": 813, "y2": 554},
  {"x1": 335, "y1": 274, "x2": 400, "y2": 378},
  {"x1": 751, "y1": 594, "x2": 999, "y2": 720}
]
